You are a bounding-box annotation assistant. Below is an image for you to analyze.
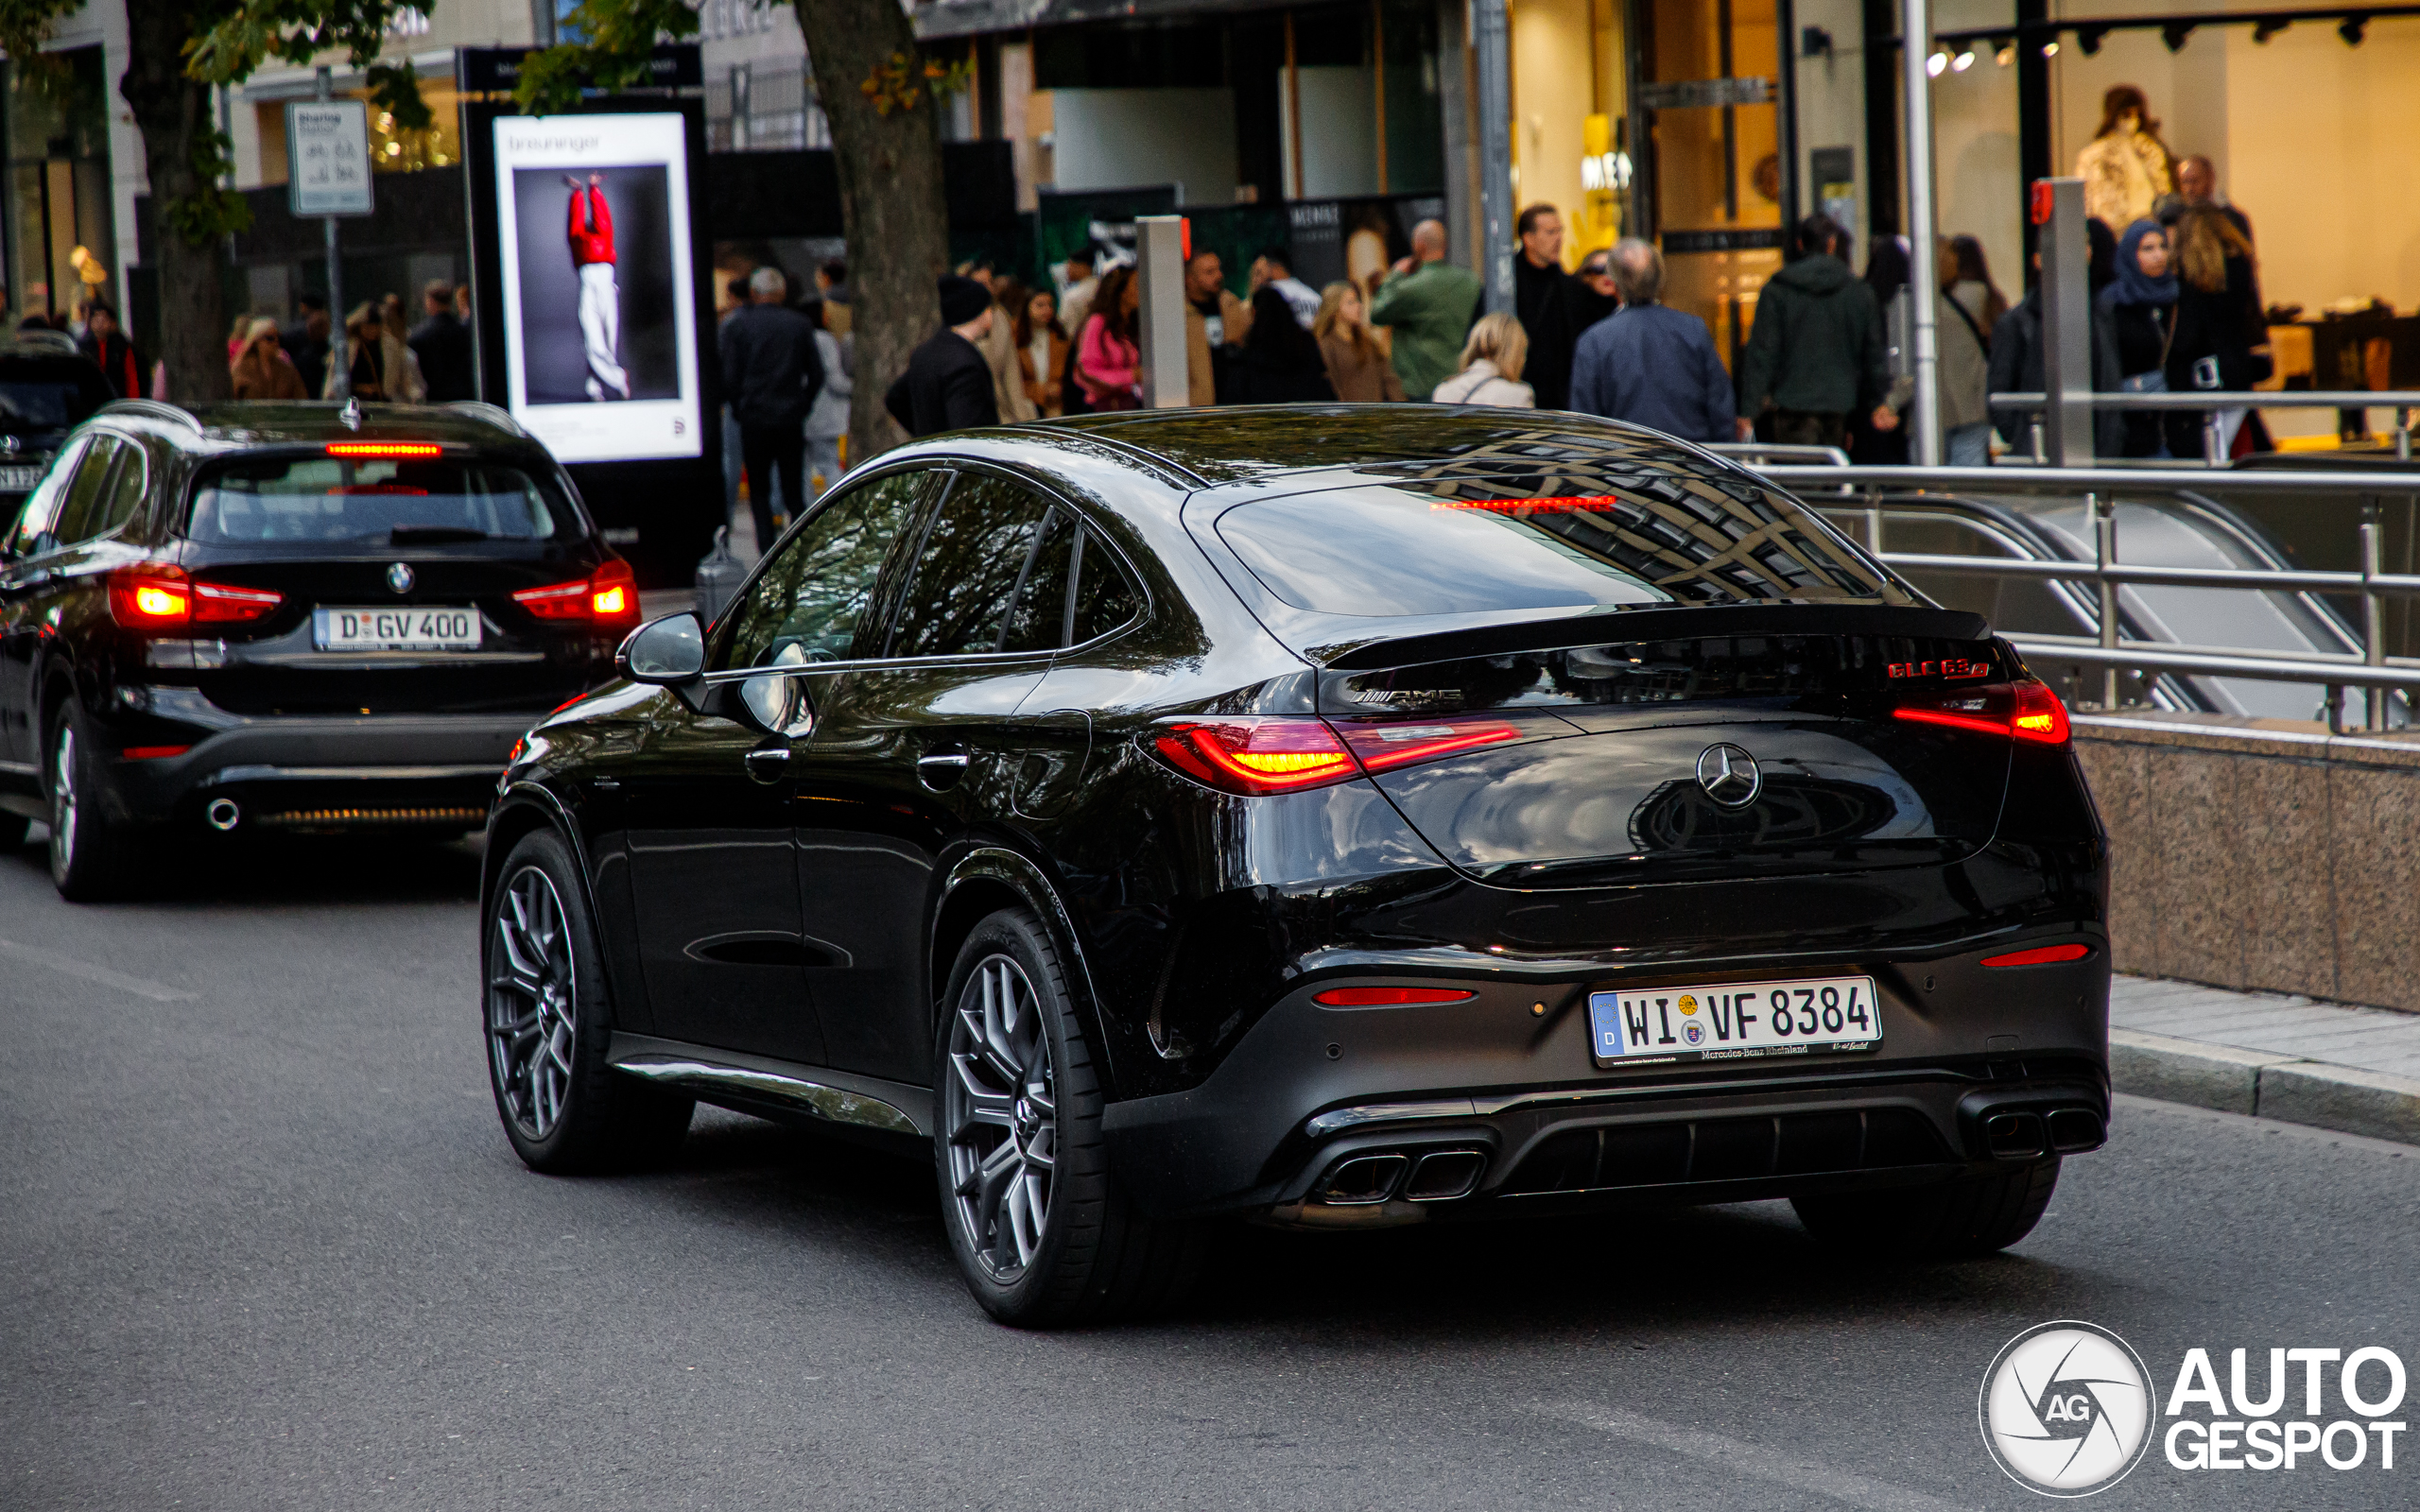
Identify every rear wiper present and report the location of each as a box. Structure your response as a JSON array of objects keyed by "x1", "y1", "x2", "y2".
[{"x1": 389, "y1": 526, "x2": 489, "y2": 543}]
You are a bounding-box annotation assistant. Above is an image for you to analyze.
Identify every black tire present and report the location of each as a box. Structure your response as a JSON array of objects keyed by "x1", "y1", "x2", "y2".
[
  {"x1": 46, "y1": 701, "x2": 133, "y2": 902},
  {"x1": 483, "y1": 828, "x2": 692, "y2": 1174},
  {"x1": 1791, "y1": 1159, "x2": 2061, "y2": 1259},
  {"x1": 935, "y1": 905, "x2": 1202, "y2": 1328},
  {"x1": 0, "y1": 808, "x2": 29, "y2": 852}
]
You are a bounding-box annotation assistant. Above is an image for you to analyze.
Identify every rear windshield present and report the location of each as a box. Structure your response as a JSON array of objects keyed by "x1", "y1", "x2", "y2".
[
  {"x1": 186, "y1": 455, "x2": 569, "y2": 544},
  {"x1": 0, "y1": 380, "x2": 95, "y2": 432},
  {"x1": 1213, "y1": 470, "x2": 1906, "y2": 618}
]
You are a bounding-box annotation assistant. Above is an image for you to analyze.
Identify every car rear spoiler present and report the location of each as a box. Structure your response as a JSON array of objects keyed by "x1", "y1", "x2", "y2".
[{"x1": 1310, "y1": 603, "x2": 1994, "y2": 672}]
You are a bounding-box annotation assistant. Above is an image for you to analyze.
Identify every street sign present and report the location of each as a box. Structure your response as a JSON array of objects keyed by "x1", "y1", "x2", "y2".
[{"x1": 286, "y1": 100, "x2": 374, "y2": 217}]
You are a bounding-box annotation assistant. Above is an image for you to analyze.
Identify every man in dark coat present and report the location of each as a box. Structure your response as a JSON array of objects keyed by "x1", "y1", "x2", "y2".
[
  {"x1": 283, "y1": 294, "x2": 331, "y2": 399},
  {"x1": 1512, "y1": 204, "x2": 1585, "y2": 411},
  {"x1": 1734, "y1": 215, "x2": 1895, "y2": 448},
  {"x1": 719, "y1": 266, "x2": 825, "y2": 549},
  {"x1": 1987, "y1": 251, "x2": 2127, "y2": 459},
  {"x1": 1568, "y1": 240, "x2": 1736, "y2": 442},
  {"x1": 406, "y1": 280, "x2": 475, "y2": 402},
  {"x1": 885, "y1": 276, "x2": 999, "y2": 439}
]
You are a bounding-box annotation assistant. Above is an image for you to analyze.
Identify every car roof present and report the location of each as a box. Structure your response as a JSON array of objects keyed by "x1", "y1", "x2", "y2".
[
  {"x1": 98, "y1": 400, "x2": 535, "y2": 455},
  {"x1": 1032, "y1": 404, "x2": 1727, "y2": 487}
]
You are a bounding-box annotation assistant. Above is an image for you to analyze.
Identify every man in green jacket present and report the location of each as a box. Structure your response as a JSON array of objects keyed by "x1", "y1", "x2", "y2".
[
  {"x1": 1735, "y1": 215, "x2": 1898, "y2": 447},
  {"x1": 1370, "y1": 219, "x2": 1482, "y2": 401}
]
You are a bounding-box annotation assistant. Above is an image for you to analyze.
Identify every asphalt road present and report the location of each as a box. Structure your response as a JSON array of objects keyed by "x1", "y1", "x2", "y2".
[{"x1": 3, "y1": 826, "x2": 2415, "y2": 1512}]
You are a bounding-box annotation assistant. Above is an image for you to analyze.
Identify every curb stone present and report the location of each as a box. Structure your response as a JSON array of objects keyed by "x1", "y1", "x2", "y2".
[{"x1": 2110, "y1": 1027, "x2": 2420, "y2": 1144}]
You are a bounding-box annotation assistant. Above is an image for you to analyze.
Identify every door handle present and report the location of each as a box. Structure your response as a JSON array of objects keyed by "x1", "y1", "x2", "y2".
[
  {"x1": 743, "y1": 746, "x2": 791, "y2": 783},
  {"x1": 917, "y1": 747, "x2": 971, "y2": 792}
]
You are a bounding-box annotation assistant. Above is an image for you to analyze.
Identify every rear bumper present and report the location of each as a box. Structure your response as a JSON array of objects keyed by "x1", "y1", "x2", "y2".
[
  {"x1": 1099, "y1": 945, "x2": 2110, "y2": 1222},
  {"x1": 101, "y1": 698, "x2": 534, "y2": 829}
]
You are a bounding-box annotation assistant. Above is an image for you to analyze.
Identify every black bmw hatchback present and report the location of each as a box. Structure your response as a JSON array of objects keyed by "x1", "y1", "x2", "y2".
[
  {"x1": 0, "y1": 399, "x2": 639, "y2": 899},
  {"x1": 484, "y1": 406, "x2": 2109, "y2": 1326}
]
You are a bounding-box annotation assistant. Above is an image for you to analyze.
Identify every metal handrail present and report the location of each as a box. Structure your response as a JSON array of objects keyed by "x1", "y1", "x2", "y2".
[
  {"x1": 1704, "y1": 441, "x2": 1853, "y2": 468},
  {"x1": 1759, "y1": 463, "x2": 2420, "y2": 496},
  {"x1": 1990, "y1": 389, "x2": 2420, "y2": 411},
  {"x1": 1878, "y1": 552, "x2": 2420, "y2": 597}
]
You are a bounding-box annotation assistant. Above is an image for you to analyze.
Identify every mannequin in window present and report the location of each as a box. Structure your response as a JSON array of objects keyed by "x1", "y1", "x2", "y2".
[{"x1": 2074, "y1": 85, "x2": 2175, "y2": 233}]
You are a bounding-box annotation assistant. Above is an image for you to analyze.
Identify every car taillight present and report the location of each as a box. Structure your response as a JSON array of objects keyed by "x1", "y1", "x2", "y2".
[
  {"x1": 1331, "y1": 716, "x2": 1526, "y2": 774},
  {"x1": 109, "y1": 568, "x2": 193, "y2": 628},
  {"x1": 1150, "y1": 718, "x2": 1358, "y2": 795},
  {"x1": 1981, "y1": 943, "x2": 2093, "y2": 968},
  {"x1": 1893, "y1": 678, "x2": 2070, "y2": 746},
  {"x1": 1312, "y1": 986, "x2": 1479, "y2": 1006},
  {"x1": 193, "y1": 580, "x2": 283, "y2": 624},
  {"x1": 514, "y1": 558, "x2": 639, "y2": 625}
]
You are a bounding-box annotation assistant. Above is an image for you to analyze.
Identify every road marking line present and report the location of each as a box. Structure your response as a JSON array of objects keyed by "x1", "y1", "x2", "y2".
[
  {"x1": 0, "y1": 938, "x2": 196, "y2": 1003},
  {"x1": 1526, "y1": 1399, "x2": 1977, "y2": 1512}
]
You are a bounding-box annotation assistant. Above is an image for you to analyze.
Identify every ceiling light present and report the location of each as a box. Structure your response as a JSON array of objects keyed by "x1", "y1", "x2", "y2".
[
  {"x1": 2076, "y1": 25, "x2": 2109, "y2": 53},
  {"x1": 2041, "y1": 40, "x2": 2060, "y2": 56},
  {"x1": 2161, "y1": 22, "x2": 2196, "y2": 50},
  {"x1": 2253, "y1": 16, "x2": 2291, "y2": 41},
  {"x1": 1927, "y1": 49, "x2": 1949, "y2": 75},
  {"x1": 2340, "y1": 13, "x2": 2369, "y2": 43},
  {"x1": 1952, "y1": 48, "x2": 1977, "y2": 70}
]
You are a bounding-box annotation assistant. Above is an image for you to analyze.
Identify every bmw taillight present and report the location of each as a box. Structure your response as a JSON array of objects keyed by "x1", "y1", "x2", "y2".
[
  {"x1": 1893, "y1": 678, "x2": 2070, "y2": 746},
  {"x1": 514, "y1": 558, "x2": 639, "y2": 627},
  {"x1": 109, "y1": 568, "x2": 284, "y2": 631}
]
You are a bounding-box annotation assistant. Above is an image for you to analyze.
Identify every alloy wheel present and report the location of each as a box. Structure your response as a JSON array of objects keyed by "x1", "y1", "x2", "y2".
[
  {"x1": 49, "y1": 722, "x2": 77, "y2": 876},
  {"x1": 488, "y1": 866, "x2": 579, "y2": 1140},
  {"x1": 944, "y1": 954, "x2": 1058, "y2": 1280}
]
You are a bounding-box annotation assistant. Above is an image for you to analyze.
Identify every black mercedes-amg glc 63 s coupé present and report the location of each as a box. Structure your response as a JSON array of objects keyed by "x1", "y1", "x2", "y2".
[{"x1": 481, "y1": 406, "x2": 2109, "y2": 1326}]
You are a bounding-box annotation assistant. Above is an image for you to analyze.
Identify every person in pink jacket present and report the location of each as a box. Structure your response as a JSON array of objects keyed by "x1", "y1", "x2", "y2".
[{"x1": 1073, "y1": 266, "x2": 1142, "y2": 411}]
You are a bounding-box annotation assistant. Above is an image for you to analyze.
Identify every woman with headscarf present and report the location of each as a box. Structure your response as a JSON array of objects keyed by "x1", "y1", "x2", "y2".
[
  {"x1": 1230, "y1": 285, "x2": 1338, "y2": 404},
  {"x1": 2099, "y1": 219, "x2": 2180, "y2": 457},
  {"x1": 229, "y1": 318, "x2": 308, "y2": 400}
]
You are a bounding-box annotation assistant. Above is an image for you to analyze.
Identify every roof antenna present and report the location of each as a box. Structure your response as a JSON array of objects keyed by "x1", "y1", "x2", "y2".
[{"x1": 340, "y1": 396, "x2": 362, "y2": 431}]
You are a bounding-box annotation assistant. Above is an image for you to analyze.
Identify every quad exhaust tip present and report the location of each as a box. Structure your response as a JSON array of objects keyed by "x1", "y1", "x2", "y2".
[
  {"x1": 1317, "y1": 1148, "x2": 1487, "y2": 1206},
  {"x1": 204, "y1": 798, "x2": 241, "y2": 832}
]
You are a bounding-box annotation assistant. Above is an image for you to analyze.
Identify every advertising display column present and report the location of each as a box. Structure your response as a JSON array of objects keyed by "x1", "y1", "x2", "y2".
[{"x1": 463, "y1": 96, "x2": 719, "y2": 587}]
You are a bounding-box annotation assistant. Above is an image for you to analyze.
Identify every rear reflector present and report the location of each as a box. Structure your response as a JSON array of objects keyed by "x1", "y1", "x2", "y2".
[
  {"x1": 326, "y1": 441, "x2": 441, "y2": 458},
  {"x1": 1893, "y1": 678, "x2": 2070, "y2": 746},
  {"x1": 1150, "y1": 718, "x2": 1358, "y2": 795},
  {"x1": 120, "y1": 746, "x2": 190, "y2": 761},
  {"x1": 1980, "y1": 943, "x2": 2092, "y2": 968},
  {"x1": 1313, "y1": 986, "x2": 1479, "y2": 1007}
]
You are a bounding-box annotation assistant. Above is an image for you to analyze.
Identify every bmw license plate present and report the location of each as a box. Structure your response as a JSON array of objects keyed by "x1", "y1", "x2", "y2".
[
  {"x1": 1588, "y1": 974, "x2": 1880, "y2": 1066},
  {"x1": 0, "y1": 465, "x2": 42, "y2": 491},
  {"x1": 314, "y1": 606, "x2": 482, "y2": 651}
]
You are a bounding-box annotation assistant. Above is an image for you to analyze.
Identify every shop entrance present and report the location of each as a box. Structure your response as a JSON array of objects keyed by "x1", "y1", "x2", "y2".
[{"x1": 3, "y1": 48, "x2": 117, "y2": 322}]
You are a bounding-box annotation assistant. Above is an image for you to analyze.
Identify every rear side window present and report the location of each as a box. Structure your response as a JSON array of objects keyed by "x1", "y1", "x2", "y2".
[
  {"x1": 890, "y1": 472, "x2": 1054, "y2": 658},
  {"x1": 185, "y1": 455, "x2": 568, "y2": 544},
  {"x1": 4, "y1": 435, "x2": 87, "y2": 555},
  {"x1": 49, "y1": 436, "x2": 123, "y2": 546},
  {"x1": 1213, "y1": 471, "x2": 1906, "y2": 618},
  {"x1": 999, "y1": 511, "x2": 1145, "y2": 653}
]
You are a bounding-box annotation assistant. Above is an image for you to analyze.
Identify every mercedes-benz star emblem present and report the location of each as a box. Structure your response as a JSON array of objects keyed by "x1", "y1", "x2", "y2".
[
  {"x1": 386, "y1": 562, "x2": 415, "y2": 594},
  {"x1": 1694, "y1": 743, "x2": 1761, "y2": 807}
]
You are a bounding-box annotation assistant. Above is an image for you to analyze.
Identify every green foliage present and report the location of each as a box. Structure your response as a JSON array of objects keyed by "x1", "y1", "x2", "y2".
[
  {"x1": 512, "y1": 0, "x2": 698, "y2": 115},
  {"x1": 161, "y1": 129, "x2": 255, "y2": 248},
  {"x1": 187, "y1": 1, "x2": 436, "y2": 129},
  {"x1": 0, "y1": 0, "x2": 86, "y2": 83}
]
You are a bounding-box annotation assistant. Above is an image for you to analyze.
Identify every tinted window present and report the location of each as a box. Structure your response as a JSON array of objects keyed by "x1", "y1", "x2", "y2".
[
  {"x1": 92, "y1": 440, "x2": 148, "y2": 539},
  {"x1": 1000, "y1": 508, "x2": 1076, "y2": 654},
  {"x1": 1069, "y1": 528, "x2": 1142, "y2": 643},
  {"x1": 719, "y1": 469, "x2": 933, "y2": 669},
  {"x1": 5, "y1": 436, "x2": 87, "y2": 555},
  {"x1": 0, "y1": 382, "x2": 89, "y2": 431},
  {"x1": 1214, "y1": 474, "x2": 1902, "y2": 618},
  {"x1": 49, "y1": 437, "x2": 123, "y2": 546},
  {"x1": 186, "y1": 456, "x2": 566, "y2": 543},
  {"x1": 890, "y1": 472, "x2": 1053, "y2": 658}
]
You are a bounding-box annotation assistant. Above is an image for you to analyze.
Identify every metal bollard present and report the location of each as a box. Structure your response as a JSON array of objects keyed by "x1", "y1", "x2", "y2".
[
  {"x1": 2092, "y1": 493, "x2": 2118, "y2": 709},
  {"x1": 694, "y1": 525, "x2": 745, "y2": 628}
]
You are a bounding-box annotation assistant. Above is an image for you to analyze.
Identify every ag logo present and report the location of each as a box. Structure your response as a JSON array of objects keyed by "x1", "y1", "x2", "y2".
[{"x1": 1980, "y1": 1321, "x2": 2153, "y2": 1496}]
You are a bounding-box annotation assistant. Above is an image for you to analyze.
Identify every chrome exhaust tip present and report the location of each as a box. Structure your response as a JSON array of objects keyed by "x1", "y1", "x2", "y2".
[{"x1": 204, "y1": 798, "x2": 241, "y2": 832}]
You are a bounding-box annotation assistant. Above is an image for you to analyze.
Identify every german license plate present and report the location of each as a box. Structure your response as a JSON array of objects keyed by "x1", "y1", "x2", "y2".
[
  {"x1": 0, "y1": 465, "x2": 42, "y2": 491},
  {"x1": 1588, "y1": 974, "x2": 1880, "y2": 1066},
  {"x1": 313, "y1": 606, "x2": 482, "y2": 651}
]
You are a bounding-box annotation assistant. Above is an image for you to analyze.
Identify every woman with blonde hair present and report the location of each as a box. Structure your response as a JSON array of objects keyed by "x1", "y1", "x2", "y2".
[
  {"x1": 324, "y1": 302, "x2": 426, "y2": 402},
  {"x1": 1429, "y1": 312, "x2": 1533, "y2": 407},
  {"x1": 229, "y1": 318, "x2": 307, "y2": 400},
  {"x1": 1312, "y1": 281, "x2": 1403, "y2": 402}
]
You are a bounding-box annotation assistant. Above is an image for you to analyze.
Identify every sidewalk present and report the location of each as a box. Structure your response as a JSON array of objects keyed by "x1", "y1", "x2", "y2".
[{"x1": 2111, "y1": 975, "x2": 2420, "y2": 1144}]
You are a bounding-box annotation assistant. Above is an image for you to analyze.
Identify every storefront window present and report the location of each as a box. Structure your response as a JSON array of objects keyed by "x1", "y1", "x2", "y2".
[
  {"x1": 1637, "y1": 0, "x2": 1783, "y2": 369},
  {"x1": 1, "y1": 48, "x2": 116, "y2": 321}
]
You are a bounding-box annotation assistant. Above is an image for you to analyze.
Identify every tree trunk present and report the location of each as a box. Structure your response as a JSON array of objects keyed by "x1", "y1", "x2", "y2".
[
  {"x1": 120, "y1": 0, "x2": 230, "y2": 404},
  {"x1": 795, "y1": 0, "x2": 949, "y2": 464}
]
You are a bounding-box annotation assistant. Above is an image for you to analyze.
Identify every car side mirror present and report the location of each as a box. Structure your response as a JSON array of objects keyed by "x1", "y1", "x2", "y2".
[{"x1": 617, "y1": 611, "x2": 704, "y2": 683}]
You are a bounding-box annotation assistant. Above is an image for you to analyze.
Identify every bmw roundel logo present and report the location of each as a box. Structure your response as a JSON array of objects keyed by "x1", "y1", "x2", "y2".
[
  {"x1": 386, "y1": 561, "x2": 415, "y2": 594},
  {"x1": 1694, "y1": 743, "x2": 1761, "y2": 808},
  {"x1": 1979, "y1": 1320, "x2": 2153, "y2": 1496}
]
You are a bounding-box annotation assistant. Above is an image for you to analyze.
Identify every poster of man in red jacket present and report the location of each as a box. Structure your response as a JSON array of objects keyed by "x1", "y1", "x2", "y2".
[{"x1": 562, "y1": 172, "x2": 631, "y2": 402}]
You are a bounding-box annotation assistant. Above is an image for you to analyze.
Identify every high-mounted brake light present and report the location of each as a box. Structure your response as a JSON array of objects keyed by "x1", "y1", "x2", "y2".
[
  {"x1": 1312, "y1": 986, "x2": 1479, "y2": 1007},
  {"x1": 1150, "y1": 718, "x2": 1358, "y2": 795},
  {"x1": 513, "y1": 558, "x2": 639, "y2": 626},
  {"x1": 1893, "y1": 678, "x2": 2070, "y2": 746},
  {"x1": 1981, "y1": 943, "x2": 2092, "y2": 968},
  {"x1": 1431, "y1": 494, "x2": 1623, "y2": 514},
  {"x1": 325, "y1": 441, "x2": 441, "y2": 458}
]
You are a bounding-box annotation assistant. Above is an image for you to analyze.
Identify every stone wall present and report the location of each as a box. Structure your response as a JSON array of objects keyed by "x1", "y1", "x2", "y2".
[{"x1": 2073, "y1": 713, "x2": 2420, "y2": 1013}]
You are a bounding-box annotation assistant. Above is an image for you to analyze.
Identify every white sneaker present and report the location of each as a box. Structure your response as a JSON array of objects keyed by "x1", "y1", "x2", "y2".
[{"x1": 585, "y1": 376, "x2": 605, "y2": 402}]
